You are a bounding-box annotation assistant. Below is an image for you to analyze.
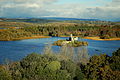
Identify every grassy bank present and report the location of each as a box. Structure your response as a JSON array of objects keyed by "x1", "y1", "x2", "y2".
[
  {"x1": 0, "y1": 36, "x2": 51, "y2": 41},
  {"x1": 84, "y1": 37, "x2": 120, "y2": 41},
  {"x1": 1, "y1": 36, "x2": 120, "y2": 41}
]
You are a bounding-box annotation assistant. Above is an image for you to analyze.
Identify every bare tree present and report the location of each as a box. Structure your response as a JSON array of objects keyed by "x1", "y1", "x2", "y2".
[
  {"x1": 74, "y1": 46, "x2": 89, "y2": 64},
  {"x1": 43, "y1": 44, "x2": 53, "y2": 54}
]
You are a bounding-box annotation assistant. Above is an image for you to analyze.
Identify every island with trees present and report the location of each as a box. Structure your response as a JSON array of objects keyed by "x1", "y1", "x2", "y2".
[{"x1": 53, "y1": 34, "x2": 88, "y2": 47}]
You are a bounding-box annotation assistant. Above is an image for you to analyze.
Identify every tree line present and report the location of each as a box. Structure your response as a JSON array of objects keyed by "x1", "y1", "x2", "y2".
[{"x1": 0, "y1": 22, "x2": 120, "y2": 40}]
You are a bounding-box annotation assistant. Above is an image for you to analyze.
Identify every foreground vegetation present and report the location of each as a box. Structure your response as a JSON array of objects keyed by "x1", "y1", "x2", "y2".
[
  {"x1": 0, "y1": 19, "x2": 120, "y2": 41},
  {"x1": 0, "y1": 46, "x2": 120, "y2": 80}
]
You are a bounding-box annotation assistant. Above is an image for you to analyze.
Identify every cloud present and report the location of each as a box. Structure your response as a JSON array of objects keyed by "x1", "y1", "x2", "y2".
[
  {"x1": 0, "y1": 0, "x2": 120, "y2": 21},
  {"x1": 46, "y1": 1, "x2": 120, "y2": 21},
  {"x1": 0, "y1": 0, "x2": 57, "y2": 18},
  {"x1": 110, "y1": 0, "x2": 120, "y2": 7},
  {"x1": 84, "y1": 0, "x2": 120, "y2": 20},
  {"x1": 85, "y1": 7, "x2": 120, "y2": 20}
]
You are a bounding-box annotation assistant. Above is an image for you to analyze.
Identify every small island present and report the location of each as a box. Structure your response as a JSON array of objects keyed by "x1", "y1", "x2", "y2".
[{"x1": 53, "y1": 34, "x2": 88, "y2": 47}]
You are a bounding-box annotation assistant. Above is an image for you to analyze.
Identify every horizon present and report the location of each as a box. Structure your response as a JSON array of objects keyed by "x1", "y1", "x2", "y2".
[
  {"x1": 0, "y1": 17, "x2": 115, "y2": 22},
  {"x1": 0, "y1": 0, "x2": 120, "y2": 21}
]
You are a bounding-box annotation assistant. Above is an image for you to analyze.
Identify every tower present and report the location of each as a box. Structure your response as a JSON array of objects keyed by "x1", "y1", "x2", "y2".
[{"x1": 70, "y1": 34, "x2": 74, "y2": 42}]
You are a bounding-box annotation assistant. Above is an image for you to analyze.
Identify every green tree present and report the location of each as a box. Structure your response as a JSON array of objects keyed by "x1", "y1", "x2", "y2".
[
  {"x1": 110, "y1": 48, "x2": 120, "y2": 71},
  {"x1": 84, "y1": 54, "x2": 110, "y2": 80},
  {"x1": 45, "y1": 61, "x2": 61, "y2": 71},
  {"x1": 0, "y1": 66, "x2": 12, "y2": 80}
]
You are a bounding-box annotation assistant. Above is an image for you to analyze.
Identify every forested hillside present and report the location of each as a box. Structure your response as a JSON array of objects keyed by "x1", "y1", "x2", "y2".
[{"x1": 0, "y1": 21, "x2": 120, "y2": 41}]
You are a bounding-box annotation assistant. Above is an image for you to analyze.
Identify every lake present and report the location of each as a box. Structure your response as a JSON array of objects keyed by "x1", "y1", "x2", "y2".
[
  {"x1": 0, "y1": 37, "x2": 120, "y2": 64},
  {"x1": 0, "y1": 28, "x2": 7, "y2": 29}
]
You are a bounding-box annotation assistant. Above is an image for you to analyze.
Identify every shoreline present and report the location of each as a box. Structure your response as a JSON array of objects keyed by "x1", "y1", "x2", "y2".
[
  {"x1": 59, "y1": 36, "x2": 81, "y2": 37},
  {"x1": 60, "y1": 36, "x2": 120, "y2": 41},
  {"x1": 0, "y1": 36, "x2": 51, "y2": 41},
  {"x1": 0, "y1": 36, "x2": 120, "y2": 41},
  {"x1": 84, "y1": 37, "x2": 120, "y2": 41}
]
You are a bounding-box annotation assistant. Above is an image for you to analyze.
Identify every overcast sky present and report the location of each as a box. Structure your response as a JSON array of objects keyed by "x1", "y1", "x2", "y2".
[{"x1": 0, "y1": 0, "x2": 120, "y2": 21}]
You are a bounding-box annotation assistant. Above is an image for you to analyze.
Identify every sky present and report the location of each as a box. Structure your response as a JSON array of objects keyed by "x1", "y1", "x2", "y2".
[{"x1": 0, "y1": 0, "x2": 120, "y2": 21}]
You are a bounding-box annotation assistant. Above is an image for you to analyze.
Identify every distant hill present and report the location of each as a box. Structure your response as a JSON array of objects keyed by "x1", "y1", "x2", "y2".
[
  {"x1": 0, "y1": 17, "x2": 120, "y2": 22},
  {"x1": 41, "y1": 17, "x2": 100, "y2": 21},
  {"x1": 0, "y1": 17, "x2": 120, "y2": 25},
  {"x1": 0, "y1": 17, "x2": 100, "y2": 22},
  {"x1": 0, "y1": 18, "x2": 59, "y2": 23}
]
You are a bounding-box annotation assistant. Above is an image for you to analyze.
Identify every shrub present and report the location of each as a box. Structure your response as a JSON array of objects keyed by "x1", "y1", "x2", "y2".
[{"x1": 45, "y1": 61, "x2": 61, "y2": 71}]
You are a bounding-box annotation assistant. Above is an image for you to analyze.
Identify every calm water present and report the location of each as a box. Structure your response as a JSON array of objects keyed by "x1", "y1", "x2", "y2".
[
  {"x1": 0, "y1": 28, "x2": 6, "y2": 29},
  {"x1": 0, "y1": 37, "x2": 120, "y2": 64}
]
